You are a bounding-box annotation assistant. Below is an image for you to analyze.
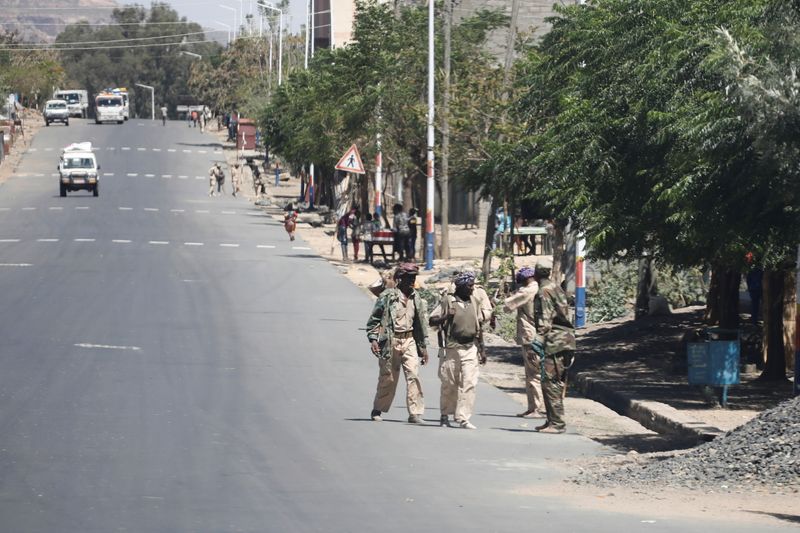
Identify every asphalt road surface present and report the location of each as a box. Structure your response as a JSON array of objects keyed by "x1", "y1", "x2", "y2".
[{"x1": 0, "y1": 119, "x2": 791, "y2": 532}]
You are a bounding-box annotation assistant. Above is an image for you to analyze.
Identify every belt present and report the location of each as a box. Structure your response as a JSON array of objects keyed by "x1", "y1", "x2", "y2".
[{"x1": 394, "y1": 330, "x2": 414, "y2": 339}]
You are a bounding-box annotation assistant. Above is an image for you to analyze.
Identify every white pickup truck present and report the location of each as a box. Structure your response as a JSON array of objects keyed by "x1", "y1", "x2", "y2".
[
  {"x1": 58, "y1": 142, "x2": 100, "y2": 197},
  {"x1": 53, "y1": 90, "x2": 89, "y2": 118},
  {"x1": 44, "y1": 99, "x2": 70, "y2": 126}
]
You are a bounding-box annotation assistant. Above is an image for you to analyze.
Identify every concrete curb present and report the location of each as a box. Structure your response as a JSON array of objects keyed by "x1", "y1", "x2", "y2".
[{"x1": 573, "y1": 371, "x2": 726, "y2": 442}]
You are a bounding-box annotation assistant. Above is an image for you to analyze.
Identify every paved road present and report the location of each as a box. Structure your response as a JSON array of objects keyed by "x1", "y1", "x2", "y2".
[{"x1": 0, "y1": 119, "x2": 790, "y2": 532}]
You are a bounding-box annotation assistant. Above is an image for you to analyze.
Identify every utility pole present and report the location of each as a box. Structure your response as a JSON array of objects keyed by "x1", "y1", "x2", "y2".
[
  {"x1": 424, "y1": 0, "x2": 435, "y2": 270},
  {"x1": 440, "y1": 0, "x2": 453, "y2": 260}
]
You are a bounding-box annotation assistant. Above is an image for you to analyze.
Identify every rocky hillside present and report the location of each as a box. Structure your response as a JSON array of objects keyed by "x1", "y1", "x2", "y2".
[{"x1": 0, "y1": 0, "x2": 120, "y2": 43}]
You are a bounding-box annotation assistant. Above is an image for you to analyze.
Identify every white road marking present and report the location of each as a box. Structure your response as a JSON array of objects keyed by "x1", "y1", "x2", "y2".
[
  {"x1": 197, "y1": 150, "x2": 207, "y2": 154},
  {"x1": 182, "y1": 149, "x2": 191, "y2": 153},
  {"x1": 152, "y1": 148, "x2": 161, "y2": 152},
  {"x1": 0, "y1": 239, "x2": 20, "y2": 243},
  {"x1": 144, "y1": 208, "x2": 159, "y2": 212},
  {"x1": 170, "y1": 209, "x2": 185, "y2": 213},
  {"x1": 49, "y1": 207, "x2": 63, "y2": 211},
  {"x1": 75, "y1": 343, "x2": 141, "y2": 351},
  {"x1": 195, "y1": 210, "x2": 209, "y2": 214},
  {"x1": 195, "y1": 176, "x2": 204, "y2": 180},
  {"x1": 221, "y1": 210, "x2": 236, "y2": 214},
  {"x1": 137, "y1": 148, "x2": 147, "y2": 151},
  {"x1": 149, "y1": 241, "x2": 169, "y2": 245},
  {"x1": 34, "y1": 174, "x2": 44, "y2": 177},
  {"x1": 167, "y1": 149, "x2": 176, "y2": 152},
  {"x1": 219, "y1": 243, "x2": 239, "y2": 248},
  {"x1": 22, "y1": 207, "x2": 36, "y2": 211},
  {"x1": 0, "y1": 263, "x2": 32, "y2": 267},
  {"x1": 112, "y1": 239, "x2": 132, "y2": 244},
  {"x1": 246, "y1": 213, "x2": 264, "y2": 217},
  {"x1": 106, "y1": 147, "x2": 116, "y2": 151},
  {"x1": 74, "y1": 238, "x2": 95, "y2": 242},
  {"x1": 127, "y1": 173, "x2": 138, "y2": 177},
  {"x1": 28, "y1": 148, "x2": 37, "y2": 152},
  {"x1": 37, "y1": 238, "x2": 59, "y2": 242},
  {"x1": 51, "y1": 173, "x2": 59, "y2": 177},
  {"x1": 16, "y1": 173, "x2": 28, "y2": 177},
  {"x1": 178, "y1": 175, "x2": 188, "y2": 179},
  {"x1": 44, "y1": 148, "x2": 53, "y2": 152},
  {"x1": 0, "y1": 208, "x2": 9, "y2": 211},
  {"x1": 184, "y1": 242, "x2": 204, "y2": 246},
  {"x1": 137, "y1": 123, "x2": 145, "y2": 127},
  {"x1": 75, "y1": 206, "x2": 90, "y2": 210},
  {"x1": 145, "y1": 174, "x2": 155, "y2": 177},
  {"x1": 119, "y1": 207, "x2": 133, "y2": 211},
  {"x1": 162, "y1": 174, "x2": 172, "y2": 178},
  {"x1": 103, "y1": 173, "x2": 114, "y2": 176},
  {"x1": 293, "y1": 247, "x2": 312, "y2": 251},
  {"x1": 121, "y1": 147, "x2": 131, "y2": 151},
  {"x1": 257, "y1": 245, "x2": 276, "y2": 249}
]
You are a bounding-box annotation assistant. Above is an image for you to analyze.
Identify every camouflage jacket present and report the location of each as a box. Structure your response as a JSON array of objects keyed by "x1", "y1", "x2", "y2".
[
  {"x1": 366, "y1": 288, "x2": 429, "y2": 358},
  {"x1": 534, "y1": 279, "x2": 576, "y2": 355}
]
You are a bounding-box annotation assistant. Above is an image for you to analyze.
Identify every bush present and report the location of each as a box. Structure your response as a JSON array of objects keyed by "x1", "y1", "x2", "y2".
[{"x1": 587, "y1": 261, "x2": 637, "y2": 323}]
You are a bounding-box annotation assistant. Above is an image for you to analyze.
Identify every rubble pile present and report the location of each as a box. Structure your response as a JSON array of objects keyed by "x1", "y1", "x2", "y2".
[{"x1": 582, "y1": 396, "x2": 800, "y2": 491}]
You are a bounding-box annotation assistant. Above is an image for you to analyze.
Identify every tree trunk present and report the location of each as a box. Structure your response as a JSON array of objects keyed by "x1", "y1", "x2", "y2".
[
  {"x1": 761, "y1": 269, "x2": 789, "y2": 381},
  {"x1": 704, "y1": 266, "x2": 740, "y2": 329},
  {"x1": 551, "y1": 220, "x2": 567, "y2": 288},
  {"x1": 481, "y1": 198, "x2": 498, "y2": 280},
  {"x1": 439, "y1": 0, "x2": 452, "y2": 260}
]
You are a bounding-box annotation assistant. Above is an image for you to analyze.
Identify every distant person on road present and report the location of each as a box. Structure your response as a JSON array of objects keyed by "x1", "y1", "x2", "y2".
[
  {"x1": 366, "y1": 263, "x2": 429, "y2": 424},
  {"x1": 532, "y1": 257, "x2": 575, "y2": 434},
  {"x1": 230, "y1": 162, "x2": 241, "y2": 197},
  {"x1": 208, "y1": 162, "x2": 224, "y2": 196},
  {"x1": 199, "y1": 110, "x2": 206, "y2": 133},
  {"x1": 429, "y1": 272, "x2": 491, "y2": 429},
  {"x1": 407, "y1": 207, "x2": 419, "y2": 261},
  {"x1": 248, "y1": 159, "x2": 264, "y2": 200},
  {"x1": 392, "y1": 204, "x2": 410, "y2": 262},
  {"x1": 160, "y1": 105, "x2": 167, "y2": 126},
  {"x1": 503, "y1": 266, "x2": 544, "y2": 418},
  {"x1": 191, "y1": 109, "x2": 198, "y2": 128},
  {"x1": 284, "y1": 203, "x2": 298, "y2": 241},
  {"x1": 350, "y1": 208, "x2": 362, "y2": 261}
]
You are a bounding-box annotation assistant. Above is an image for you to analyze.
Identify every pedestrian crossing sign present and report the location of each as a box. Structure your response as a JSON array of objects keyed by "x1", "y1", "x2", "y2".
[{"x1": 335, "y1": 144, "x2": 366, "y2": 174}]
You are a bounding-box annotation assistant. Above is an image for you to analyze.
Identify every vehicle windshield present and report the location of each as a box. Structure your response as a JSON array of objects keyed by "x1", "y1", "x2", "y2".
[
  {"x1": 97, "y1": 98, "x2": 122, "y2": 107},
  {"x1": 63, "y1": 157, "x2": 95, "y2": 169},
  {"x1": 48, "y1": 102, "x2": 67, "y2": 109},
  {"x1": 57, "y1": 94, "x2": 80, "y2": 104}
]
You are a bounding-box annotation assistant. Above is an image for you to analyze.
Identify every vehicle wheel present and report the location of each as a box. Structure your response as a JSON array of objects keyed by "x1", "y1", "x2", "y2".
[
  {"x1": 93, "y1": 184, "x2": 99, "y2": 197},
  {"x1": 65, "y1": 120, "x2": 69, "y2": 126},
  {"x1": 95, "y1": 119, "x2": 100, "y2": 125},
  {"x1": 117, "y1": 120, "x2": 123, "y2": 124},
  {"x1": 45, "y1": 120, "x2": 50, "y2": 127},
  {"x1": 60, "y1": 183, "x2": 66, "y2": 197}
]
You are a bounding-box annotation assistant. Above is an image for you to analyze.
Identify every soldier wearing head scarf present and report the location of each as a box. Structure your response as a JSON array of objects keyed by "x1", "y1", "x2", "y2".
[
  {"x1": 429, "y1": 271, "x2": 492, "y2": 429},
  {"x1": 502, "y1": 265, "x2": 544, "y2": 418},
  {"x1": 532, "y1": 257, "x2": 576, "y2": 434},
  {"x1": 366, "y1": 263, "x2": 430, "y2": 424}
]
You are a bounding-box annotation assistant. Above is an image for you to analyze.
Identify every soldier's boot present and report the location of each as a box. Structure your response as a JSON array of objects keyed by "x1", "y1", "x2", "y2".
[
  {"x1": 458, "y1": 420, "x2": 477, "y2": 430},
  {"x1": 407, "y1": 414, "x2": 423, "y2": 424},
  {"x1": 370, "y1": 409, "x2": 382, "y2": 422},
  {"x1": 439, "y1": 415, "x2": 452, "y2": 427}
]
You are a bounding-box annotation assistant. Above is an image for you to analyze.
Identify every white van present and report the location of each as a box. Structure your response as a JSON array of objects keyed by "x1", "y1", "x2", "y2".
[{"x1": 95, "y1": 93, "x2": 124, "y2": 124}]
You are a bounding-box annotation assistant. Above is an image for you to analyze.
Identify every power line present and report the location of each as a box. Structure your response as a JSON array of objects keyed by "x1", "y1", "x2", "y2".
[
  {"x1": 0, "y1": 30, "x2": 222, "y2": 48},
  {"x1": 0, "y1": 40, "x2": 208, "y2": 52},
  {"x1": 0, "y1": 21, "x2": 216, "y2": 28},
  {"x1": 0, "y1": 0, "x2": 227, "y2": 10}
]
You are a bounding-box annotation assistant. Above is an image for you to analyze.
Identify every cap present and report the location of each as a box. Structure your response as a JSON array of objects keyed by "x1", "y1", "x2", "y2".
[{"x1": 535, "y1": 257, "x2": 553, "y2": 275}]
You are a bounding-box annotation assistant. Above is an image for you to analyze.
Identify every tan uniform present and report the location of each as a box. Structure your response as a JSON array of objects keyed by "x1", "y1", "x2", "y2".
[
  {"x1": 372, "y1": 293, "x2": 425, "y2": 416},
  {"x1": 231, "y1": 166, "x2": 241, "y2": 195},
  {"x1": 431, "y1": 291, "x2": 490, "y2": 424},
  {"x1": 503, "y1": 282, "x2": 543, "y2": 413}
]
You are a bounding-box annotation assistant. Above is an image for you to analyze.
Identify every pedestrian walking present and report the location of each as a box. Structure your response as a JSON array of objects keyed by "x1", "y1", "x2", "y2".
[
  {"x1": 392, "y1": 204, "x2": 410, "y2": 262},
  {"x1": 208, "y1": 162, "x2": 224, "y2": 196},
  {"x1": 429, "y1": 272, "x2": 492, "y2": 429},
  {"x1": 337, "y1": 210, "x2": 353, "y2": 261},
  {"x1": 367, "y1": 263, "x2": 429, "y2": 424},
  {"x1": 231, "y1": 163, "x2": 241, "y2": 197},
  {"x1": 199, "y1": 109, "x2": 206, "y2": 133},
  {"x1": 284, "y1": 203, "x2": 298, "y2": 241},
  {"x1": 248, "y1": 159, "x2": 264, "y2": 200},
  {"x1": 160, "y1": 105, "x2": 167, "y2": 126},
  {"x1": 350, "y1": 209, "x2": 362, "y2": 261},
  {"x1": 503, "y1": 266, "x2": 544, "y2": 418},
  {"x1": 531, "y1": 258, "x2": 576, "y2": 434},
  {"x1": 191, "y1": 109, "x2": 198, "y2": 128}
]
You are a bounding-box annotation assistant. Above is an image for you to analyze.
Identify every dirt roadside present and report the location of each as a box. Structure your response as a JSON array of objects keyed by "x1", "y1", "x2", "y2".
[{"x1": 0, "y1": 111, "x2": 44, "y2": 185}]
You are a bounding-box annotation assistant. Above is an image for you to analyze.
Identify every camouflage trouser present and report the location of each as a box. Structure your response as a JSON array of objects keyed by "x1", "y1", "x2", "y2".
[{"x1": 541, "y1": 351, "x2": 573, "y2": 430}]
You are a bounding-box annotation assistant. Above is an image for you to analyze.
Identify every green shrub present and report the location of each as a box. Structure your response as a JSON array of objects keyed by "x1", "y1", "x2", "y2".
[{"x1": 587, "y1": 261, "x2": 637, "y2": 323}]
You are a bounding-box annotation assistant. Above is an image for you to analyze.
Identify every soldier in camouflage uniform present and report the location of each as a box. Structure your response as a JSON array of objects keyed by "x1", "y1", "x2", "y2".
[
  {"x1": 429, "y1": 272, "x2": 492, "y2": 429},
  {"x1": 366, "y1": 263, "x2": 430, "y2": 424},
  {"x1": 532, "y1": 258, "x2": 576, "y2": 434}
]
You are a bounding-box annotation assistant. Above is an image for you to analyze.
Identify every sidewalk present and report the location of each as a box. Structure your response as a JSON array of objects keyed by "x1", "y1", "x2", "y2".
[{"x1": 212, "y1": 136, "x2": 794, "y2": 450}]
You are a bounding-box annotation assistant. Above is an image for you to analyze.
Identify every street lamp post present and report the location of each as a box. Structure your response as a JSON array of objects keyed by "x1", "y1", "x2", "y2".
[
  {"x1": 179, "y1": 51, "x2": 202, "y2": 59},
  {"x1": 425, "y1": 0, "x2": 435, "y2": 270},
  {"x1": 134, "y1": 83, "x2": 155, "y2": 121},
  {"x1": 219, "y1": 5, "x2": 237, "y2": 39},
  {"x1": 257, "y1": 1, "x2": 283, "y2": 85}
]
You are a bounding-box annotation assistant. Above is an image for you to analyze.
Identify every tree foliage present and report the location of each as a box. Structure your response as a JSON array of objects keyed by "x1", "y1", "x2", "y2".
[
  {"x1": 0, "y1": 32, "x2": 65, "y2": 109},
  {"x1": 56, "y1": 3, "x2": 219, "y2": 117}
]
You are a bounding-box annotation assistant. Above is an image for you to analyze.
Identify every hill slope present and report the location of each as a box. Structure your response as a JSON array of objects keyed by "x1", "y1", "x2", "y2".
[{"x1": 0, "y1": 0, "x2": 120, "y2": 43}]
